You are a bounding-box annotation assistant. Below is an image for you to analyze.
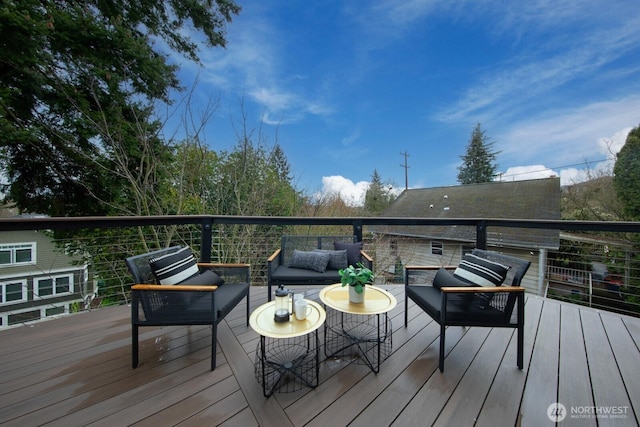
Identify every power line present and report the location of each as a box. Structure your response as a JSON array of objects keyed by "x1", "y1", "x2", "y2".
[{"x1": 499, "y1": 158, "x2": 612, "y2": 180}]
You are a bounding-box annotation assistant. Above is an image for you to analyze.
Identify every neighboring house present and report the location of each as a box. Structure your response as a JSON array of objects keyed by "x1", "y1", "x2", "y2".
[
  {"x1": 0, "y1": 214, "x2": 91, "y2": 328},
  {"x1": 369, "y1": 177, "x2": 561, "y2": 295}
]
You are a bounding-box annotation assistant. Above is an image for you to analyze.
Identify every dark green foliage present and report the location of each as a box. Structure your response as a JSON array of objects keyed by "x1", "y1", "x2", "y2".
[
  {"x1": 614, "y1": 124, "x2": 640, "y2": 220},
  {"x1": 457, "y1": 123, "x2": 500, "y2": 184},
  {"x1": 0, "y1": 0, "x2": 239, "y2": 216}
]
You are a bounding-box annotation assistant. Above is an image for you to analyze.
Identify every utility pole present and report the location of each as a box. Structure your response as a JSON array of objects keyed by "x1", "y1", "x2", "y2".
[{"x1": 400, "y1": 151, "x2": 409, "y2": 190}]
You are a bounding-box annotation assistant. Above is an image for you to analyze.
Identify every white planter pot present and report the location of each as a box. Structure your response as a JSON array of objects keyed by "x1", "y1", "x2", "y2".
[{"x1": 349, "y1": 285, "x2": 365, "y2": 304}]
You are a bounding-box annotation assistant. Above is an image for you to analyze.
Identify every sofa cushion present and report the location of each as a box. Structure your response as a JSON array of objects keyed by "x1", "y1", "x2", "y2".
[
  {"x1": 454, "y1": 253, "x2": 509, "y2": 287},
  {"x1": 313, "y1": 249, "x2": 348, "y2": 270},
  {"x1": 406, "y1": 285, "x2": 505, "y2": 323},
  {"x1": 185, "y1": 282, "x2": 250, "y2": 322},
  {"x1": 149, "y1": 246, "x2": 199, "y2": 285},
  {"x1": 333, "y1": 241, "x2": 363, "y2": 266},
  {"x1": 271, "y1": 265, "x2": 341, "y2": 283},
  {"x1": 289, "y1": 250, "x2": 331, "y2": 273}
]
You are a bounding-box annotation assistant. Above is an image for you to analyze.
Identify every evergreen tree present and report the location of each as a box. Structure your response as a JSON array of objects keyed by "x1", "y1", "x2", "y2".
[
  {"x1": 613, "y1": 124, "x2": 640, "y2": 220},
  {"x1": 364, "y1": 169, "x2": 395, "y2": 215},
  {"x1": 0, "y1": 0, "x2": 240, "y2": 216},
  {"x1": 457, "y1": 123, "x2": 500, "y2": 184}
]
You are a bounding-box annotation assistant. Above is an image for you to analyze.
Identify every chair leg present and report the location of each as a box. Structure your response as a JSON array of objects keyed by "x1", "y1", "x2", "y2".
[
  {"x1": 132, "y1": 324, "x2": 139, "y2": 369},
  {"x1": 211, "y1": 323, "x2": 217, "y2": 371},
  {"x1": 517, "y1": 324, "x2": 524, "y2": 369},
  {"x1": 246, "y1": 293, "x2": 250, "y2": 327},
  {"x1": 517, "y1": 291, "x2": 525, "y2": 369},
  {"x1": 404, "y1": 293, "x2": 408, "y2": 327},
  {"x1": 439, "y1": 323, "x2": 446, "y2": 372}
]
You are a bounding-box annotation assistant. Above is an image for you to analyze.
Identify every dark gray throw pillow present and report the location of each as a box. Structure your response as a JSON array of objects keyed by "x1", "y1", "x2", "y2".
[
  {"x1": 312, "y1": 249, "x2": 348, "y2": 270},
  {"x1": 433, "y1": 268, "x2": 472, "y2": 290},
  {"x1": 333, "y1": 241, "x2": 363, "y2": 266},
  {"x1": 289, "y1": 250, "x2": 331, "y2": 273},
  {"x1": 180, "y1": 269, "x2": 224, "y2": 286}
]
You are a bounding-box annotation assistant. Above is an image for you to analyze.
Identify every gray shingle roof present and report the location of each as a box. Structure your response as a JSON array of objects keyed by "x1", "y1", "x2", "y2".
[{"x1": 371, "y1": 177, "x2": 560, "y2": 249}]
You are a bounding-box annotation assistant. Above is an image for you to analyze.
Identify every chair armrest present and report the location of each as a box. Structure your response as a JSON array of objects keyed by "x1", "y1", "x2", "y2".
[
  {"x1": 361, "y1": 250, "x2": 374, "y2": 263},
  {"x1": 267, "y1": 248, "x2": 281, "y2": 263},
  {"x1": 440, "y1": 286, "x2": 525, "y2": 293},
  {"x1": 132, "y1": 284, "x2": 218, "y2": 292}
]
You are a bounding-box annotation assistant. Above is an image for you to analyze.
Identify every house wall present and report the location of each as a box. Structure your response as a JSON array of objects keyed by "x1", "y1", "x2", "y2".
[{"x1": 0, "y1": 231, "x2": 90, "y2": 328}]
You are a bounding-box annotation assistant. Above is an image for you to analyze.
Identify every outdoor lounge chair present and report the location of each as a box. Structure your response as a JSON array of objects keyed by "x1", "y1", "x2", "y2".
[
  {"x1": 125, "y1": 245, "x2": 250, "y2": 371},
  {"x1": 404, "y1": 249, "x2": 530, "y2": 372}
]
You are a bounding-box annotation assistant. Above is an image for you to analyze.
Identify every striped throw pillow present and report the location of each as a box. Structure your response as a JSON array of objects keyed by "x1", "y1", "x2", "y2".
[
  {"x1": 149, "y1": 246, "x2": 199, "y2": 285},
  {"x1": 454, "y1": 254, "x2": 509, "y2": 287}
]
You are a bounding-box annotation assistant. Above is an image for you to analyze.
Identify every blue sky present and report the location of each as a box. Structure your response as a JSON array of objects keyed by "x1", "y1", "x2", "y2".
[{"x1": 169, "y1": 0, "x2": 640, "y2": 206}]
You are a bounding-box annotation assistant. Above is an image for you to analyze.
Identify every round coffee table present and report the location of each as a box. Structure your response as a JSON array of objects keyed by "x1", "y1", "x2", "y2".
[
  {"x1": 249, "y1": 299, "x2": 325, "y2": 397},
  {"x1": 319, "y1": 283, "x2": 397, "y2": 373}
]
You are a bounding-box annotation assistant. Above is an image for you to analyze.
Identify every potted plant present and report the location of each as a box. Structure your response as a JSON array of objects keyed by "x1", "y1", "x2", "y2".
[{"x1": 339, "y1": 263, "x2": 374, "y2": 303}]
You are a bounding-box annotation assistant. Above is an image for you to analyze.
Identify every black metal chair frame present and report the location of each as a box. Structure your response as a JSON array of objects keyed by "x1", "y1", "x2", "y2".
[
  {"x1": 404, "y1": 249, "x2": 531, "y2": 372},
  {"x1": 125, "y1": 246, "x2": 250, "y2": 371}
]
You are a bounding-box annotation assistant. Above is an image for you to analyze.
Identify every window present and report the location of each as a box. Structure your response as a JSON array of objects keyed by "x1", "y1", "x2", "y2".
[
  {"x1": 35, "y1": 275, "x2": 73, "y2": 298},
  {"x1": 431, "y1": 241, "x2": 443, "y2": 256},
  {"x1": 1, "y1": 280, "x2": 27, "y2": 304},
  {"x1": 0, "y1": 243, "x2": 36, "y2": 266}
]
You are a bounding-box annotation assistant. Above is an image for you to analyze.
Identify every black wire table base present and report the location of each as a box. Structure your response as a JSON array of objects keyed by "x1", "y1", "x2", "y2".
[
  {"x1": 323, "y1": 310, "x2": 392, "y2": 374},
  {"x1": 254, "y1": 332, "x2": 320, "y2": 397}
]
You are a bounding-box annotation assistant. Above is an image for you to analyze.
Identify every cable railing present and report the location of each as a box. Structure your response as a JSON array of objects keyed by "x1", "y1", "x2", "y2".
[{"x1": 1, "y1": 215, "x2": 639, "y2": 327}]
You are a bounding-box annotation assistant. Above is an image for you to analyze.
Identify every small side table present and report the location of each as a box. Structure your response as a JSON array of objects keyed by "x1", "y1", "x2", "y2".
[
  {"x1": 249, "y1": 300, "x2": 326, "y2": 397},
  {"x1": 320, "y1": 283, "x2": 397, "y2": 373}
]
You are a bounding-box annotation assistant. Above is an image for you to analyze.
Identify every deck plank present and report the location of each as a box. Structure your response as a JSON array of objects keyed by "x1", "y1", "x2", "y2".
[
  {"x1": 601, "y1": 313, "x2": 640, "y2": 424},
  {"x1": 390, "y1": 326, "x2": 488, "y2": 426},
  {"x1": 1, "y1": 286, "x2": 640, "y2": 427},
  {"x1": 348, "y1": 322, "x2": 441, "y2": 427},
  {"x1": 434, "y1": 326, "x2": 515, "y2": 426},
  {"x1": 581, "y1": 309, "x2": 635, "y2": 427},
  {"x1": 475, "y1": 296, "x2": 543, "y2": 427},
  {"x1": 519, "y1": 298, "x2": 561, "y2": 426},
  {"x1": 557, "y1": 303, "x2": 596, "y2": 427}
]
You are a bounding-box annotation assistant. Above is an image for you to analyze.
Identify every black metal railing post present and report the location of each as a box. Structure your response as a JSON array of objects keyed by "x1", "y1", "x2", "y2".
[
  {"x1": 200, "y1": 218, "x2": 213, "y2": 262},
  {"x1": 476, "y1": 220, "x2": 487, "y2": 249},
  {"x1": 353, "y1": 220, "x2": 363, "y2": 241}
]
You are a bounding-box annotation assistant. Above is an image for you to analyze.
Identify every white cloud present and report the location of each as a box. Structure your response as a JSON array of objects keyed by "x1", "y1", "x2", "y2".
[
  {"x1": 315, "y1": 176, "x2": 370, "y2": 207},
  {"x1": 498, "y1": 165, "x2": 558, "y2": 182},
  {"x1": 497, "y1": 98, "x2": 639, "y2": 168},
  {"x1": 499, "y1": 125, "x2": 632, "y2": 186}
]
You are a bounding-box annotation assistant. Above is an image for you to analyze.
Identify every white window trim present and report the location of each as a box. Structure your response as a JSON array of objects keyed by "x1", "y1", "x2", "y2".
[
  {"x1": 35, "y1": 274, "x2": 74, "y2": 299},
  {"x1": 0, "y1": 242, "x2": 37, "y2": 267},
  {"x1": 1, "y1": 279, "x2": 28, "y2": 305}
]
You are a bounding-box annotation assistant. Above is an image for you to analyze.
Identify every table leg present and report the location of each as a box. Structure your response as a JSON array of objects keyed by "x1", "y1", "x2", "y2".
[{"x1": 255, "y1": 332, "x2": 319, "y2": 397}]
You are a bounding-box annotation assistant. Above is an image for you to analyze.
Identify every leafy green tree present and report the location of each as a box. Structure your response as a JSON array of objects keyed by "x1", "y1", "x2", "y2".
[
  {"x1": 614, "y1": 124, "x2": 640, "y2": 220},
  {"x1": 457, "y1": 123, "x2": 500, "y2": 184},
  {"x1": 364, "y1": 169, "x2": 395, "y2": 215},
  {"x1": 0, "y1": 0, "x2": 240, "y2": 216}
]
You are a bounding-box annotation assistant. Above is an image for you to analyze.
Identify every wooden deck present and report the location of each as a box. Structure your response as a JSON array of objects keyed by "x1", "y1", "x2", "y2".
[{"x1": 1, "y1": 285, "x2": 639, "y2": 427}]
